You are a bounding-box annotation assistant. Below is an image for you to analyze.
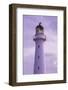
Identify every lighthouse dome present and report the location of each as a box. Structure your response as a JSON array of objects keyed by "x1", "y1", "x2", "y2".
[{"x1": 36, "y1": 22, "x2": 44, "y2": 34}]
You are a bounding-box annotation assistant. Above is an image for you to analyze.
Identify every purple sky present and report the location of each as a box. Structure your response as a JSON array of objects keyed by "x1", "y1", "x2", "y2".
[{"x1": 23, "y1": 15, "x2": 57, "y2": 75}]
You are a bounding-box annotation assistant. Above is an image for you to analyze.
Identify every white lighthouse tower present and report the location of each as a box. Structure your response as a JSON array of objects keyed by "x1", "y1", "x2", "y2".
[{"x1": 33, "y1": 22, "x2": 46, "y2": 74}]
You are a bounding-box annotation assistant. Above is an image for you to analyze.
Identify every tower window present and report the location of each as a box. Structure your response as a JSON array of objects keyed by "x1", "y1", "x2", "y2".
[
  {"x1": 38, "y1": 56, "x2": 40, "y2": 59},
  {"x1": 38, "y1": 45, "x2": 40, "y2": 48},
  {"x1": 38, "y1": 66, "x2": 39, "y2": 70}
]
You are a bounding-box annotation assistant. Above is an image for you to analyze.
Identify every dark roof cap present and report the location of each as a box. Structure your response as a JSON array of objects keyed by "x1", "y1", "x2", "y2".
[{"x1": 36, "y1": 22, "x2": 44, "y2": 30}]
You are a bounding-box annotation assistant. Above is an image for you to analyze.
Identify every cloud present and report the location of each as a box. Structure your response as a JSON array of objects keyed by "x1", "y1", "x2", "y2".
[{"x1": 24, "y1": 47, "x2": 35, "y2": 57}]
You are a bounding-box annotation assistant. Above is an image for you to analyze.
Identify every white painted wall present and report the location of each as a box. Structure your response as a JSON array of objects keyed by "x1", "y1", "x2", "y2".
[{"x1": 0, "y1": 0, "x2": 68, "y2": 90}]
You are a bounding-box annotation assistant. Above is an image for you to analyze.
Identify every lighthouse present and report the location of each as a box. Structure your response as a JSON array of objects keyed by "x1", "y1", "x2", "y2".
[{"x1": 33, "y1": 22, "x2": 46, "y2": 74}]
